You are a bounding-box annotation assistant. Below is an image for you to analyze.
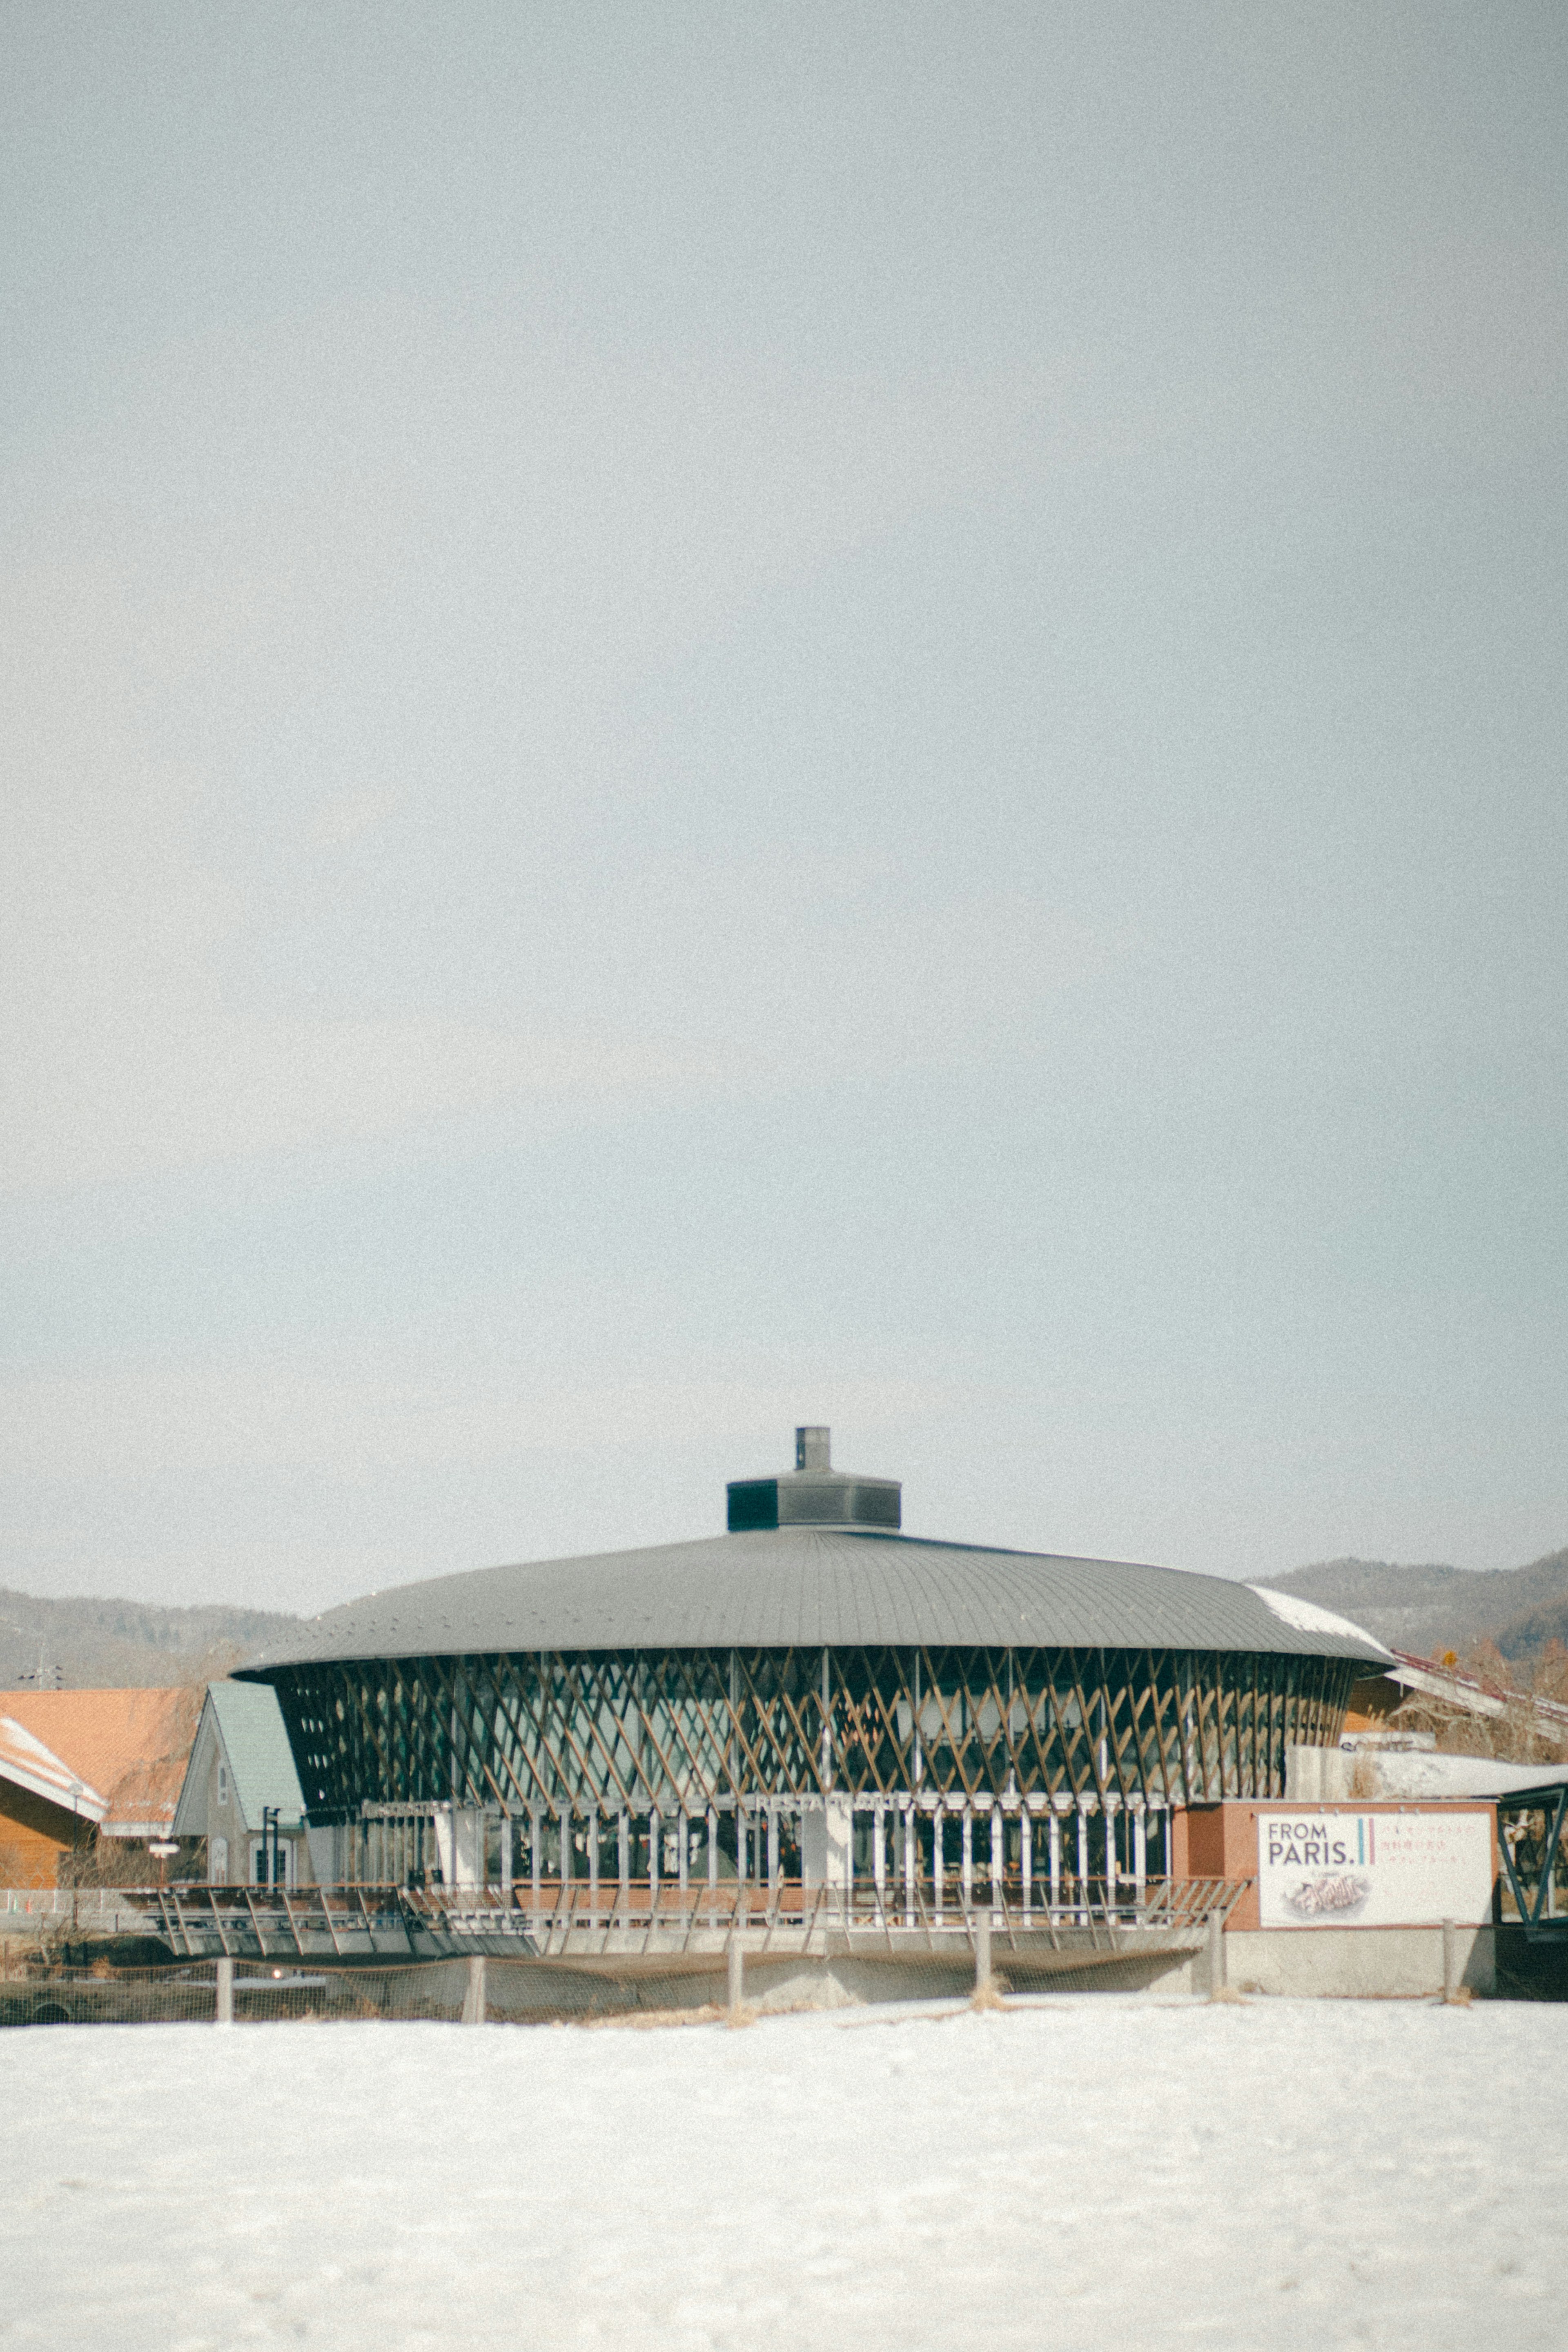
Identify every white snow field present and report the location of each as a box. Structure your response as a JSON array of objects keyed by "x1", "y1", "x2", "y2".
[{"x1": 0, "y1": 1993, "x2": 1563, "y2": 2352}]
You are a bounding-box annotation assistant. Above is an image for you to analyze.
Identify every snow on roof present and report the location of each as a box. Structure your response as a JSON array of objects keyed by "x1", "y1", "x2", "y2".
[
  {"x1": 0, "y1": 1713, "x2": 107, "y2": 1823},
  {"x1": 1387, "y1": 1647, "x2": 1568, "y2": 1728},
  {"x1": 1248, "y1": 1585, "x2": 1393, "y2": 1659},
  {"x1": 239, "y1": 1528, "x2": 1394, "y2": 1673},
  {"x1": 3, "y1": 1688, "x2": 202, "y2": 1837}
]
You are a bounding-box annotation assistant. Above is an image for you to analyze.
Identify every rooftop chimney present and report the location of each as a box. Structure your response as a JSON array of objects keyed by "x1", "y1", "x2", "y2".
[
  {"x1": 727, "y1": 1429, "x2": 901, "y2": 1533},
  {"x1": 795, "y1": 1425, "x2": 831, "y2": 1471}
]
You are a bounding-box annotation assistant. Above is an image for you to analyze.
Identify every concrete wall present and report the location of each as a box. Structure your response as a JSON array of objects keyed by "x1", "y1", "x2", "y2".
[
  {"x1": 479, "y1": 1930, "x2": 1497, "y2": 2012},
  {"x1": 433, "y1": 1807, "x2": 487, "y2": 1887},
  {"x1": 1224, "y1": 1924, "x2": 1494, "y2": 1998},
  {"x1": 799, "y1": 1796, "x2": 853, "y2": 1887},
  {"x1": 478, "y1": 1940, "x2": 1202, "y2": 2019},
  {"x1": 305, "y1": 1823, "x2": 343, "y2": 1886}
]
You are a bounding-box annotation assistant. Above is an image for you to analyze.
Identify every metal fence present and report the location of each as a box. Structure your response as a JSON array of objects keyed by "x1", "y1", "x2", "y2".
[
  {"x1": 0, "y1": 1887, "x2": 164, "y2": 1937},
  {"x1": 123, "y1": 1874, "x2": 1247, "y2": 1963},
  {"x1": 0, "y1": 1959, "x2": 469, "y2": 2029},
  {"x1": 0, "y1": 1895, "x2": 1243, "y2": 2026}
]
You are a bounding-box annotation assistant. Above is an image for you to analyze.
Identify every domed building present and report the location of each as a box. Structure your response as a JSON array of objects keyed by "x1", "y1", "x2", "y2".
[{"x1": 238, "y1": 1429, "x2": 1387, "y2": 1911}]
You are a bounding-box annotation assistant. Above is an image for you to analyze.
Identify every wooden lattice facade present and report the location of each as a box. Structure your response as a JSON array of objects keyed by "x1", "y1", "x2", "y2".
[{"x1": 264, "y1": 1642, "x2": 1359, "y2": 1825}]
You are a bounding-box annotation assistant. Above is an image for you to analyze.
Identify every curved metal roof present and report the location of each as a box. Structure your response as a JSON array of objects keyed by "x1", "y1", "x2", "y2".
[{"x1": 238, "y1": 1527, "x2": 1390, "y2": 1673}]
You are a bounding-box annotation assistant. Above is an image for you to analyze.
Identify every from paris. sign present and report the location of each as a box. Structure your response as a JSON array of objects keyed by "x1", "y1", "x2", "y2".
[{"x1": 1254, "y1": 1807, "x2": 1493, "y2": 1929}]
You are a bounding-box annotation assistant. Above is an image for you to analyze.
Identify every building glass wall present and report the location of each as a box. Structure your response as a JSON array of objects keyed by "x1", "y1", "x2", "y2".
[{"x1": 265, "y1": 1642, "x2": 1356, "y2": 1824}]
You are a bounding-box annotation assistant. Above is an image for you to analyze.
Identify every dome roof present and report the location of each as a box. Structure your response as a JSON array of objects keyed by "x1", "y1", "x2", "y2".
[{"x1": 238, "y1": 1525, "x2": 1390, "y2": 1674}]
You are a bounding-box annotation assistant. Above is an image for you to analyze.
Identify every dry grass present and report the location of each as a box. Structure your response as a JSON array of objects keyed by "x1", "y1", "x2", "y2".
[{"x1": 579, "y1": 2002, "x2": 729, "y2": 2031}]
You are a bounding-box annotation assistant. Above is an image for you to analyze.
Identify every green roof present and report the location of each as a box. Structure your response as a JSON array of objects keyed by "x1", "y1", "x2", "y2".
[{"x1": 205, "y1": 1680, "x2": 306, "y2": 1830}]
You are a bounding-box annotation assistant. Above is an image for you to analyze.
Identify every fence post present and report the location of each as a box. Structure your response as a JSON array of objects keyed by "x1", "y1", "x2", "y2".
[
  {"x1": 1207, "y1": 1908, "x2": 1225, "y2": 1999},
  {"x1": 463, "y1": 1953, "x2": 487, "y2": 2026},
  {"x1": 1442, "y1": 1917, "x2": 1460, "y2": 2003},
  {"x1": 974, "y1": 1912, "x2": 992, "y2": 1998},
  {"x1": 215, "y1": 1955, "x2": 234, "y2": 2027},
  {"x1": 726, "y1": 1933, "x2": 744, "y2": 2018}
]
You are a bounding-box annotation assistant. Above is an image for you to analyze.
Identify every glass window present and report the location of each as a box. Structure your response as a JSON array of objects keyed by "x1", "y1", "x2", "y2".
[{"x1": 251, "y1": 1839, "x2": 292, "y2": 1888}]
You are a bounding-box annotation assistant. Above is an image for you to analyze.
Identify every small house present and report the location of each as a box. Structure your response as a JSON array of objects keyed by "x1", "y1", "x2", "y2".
[
  {"x1": 4, "y1": 1686, "x2": 201, "y2": 1873},
  {"x1": 0, "y1": 1714, "x2": 107, "y2": 1886},
  {"x1": 173, "y1": 1683, "x2": 310, "y2": 1887}
]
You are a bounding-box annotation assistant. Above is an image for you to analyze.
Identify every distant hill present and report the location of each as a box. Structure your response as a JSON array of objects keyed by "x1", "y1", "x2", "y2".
[
  {"x1": 1489, "y1": 1594, "x2": 1568, "y2": 1663},
  {"x1": 0, "y1": 1587, "x2": 304, "y2": 1692},
  {"x1": 1270, "y1": 1549, "x2": 1568, "y2": 1668},
  {"x1": 7, "y1": 1542, "x2": 1568, "y2": 1694}
]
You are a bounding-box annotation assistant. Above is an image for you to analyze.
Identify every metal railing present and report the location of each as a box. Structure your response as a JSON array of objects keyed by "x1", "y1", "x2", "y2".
[
  {"x1": 0, "y1": 1887, "x2": 163, "y2": 1936},
  {"x1": 419, "y1": 1872, "x2": 1247, "y2": 1940},
  {"x1": 0, "y1": 1893, "x2": 1252, "y2": 2029},
  {"x1": 2, "y1": 1876, "x2": 1251, "y2": 1968},
  {"x1": 45, "y1": 1874, "x2": 1250, "y2": 1963}
]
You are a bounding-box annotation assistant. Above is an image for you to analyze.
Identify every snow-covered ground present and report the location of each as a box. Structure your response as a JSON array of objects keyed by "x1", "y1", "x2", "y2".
[{"x1": 1, "y1": 1993, "x2": 1563, "y2": 2350}]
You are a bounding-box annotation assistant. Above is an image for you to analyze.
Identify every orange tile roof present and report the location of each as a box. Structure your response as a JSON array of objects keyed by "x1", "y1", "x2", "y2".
[
  {"x1": 4, "y1": 1688, "x2": 203, "y2": 1837},
  {"x1": 0, "y1": 1714, "x2": 107, "y2": 1822}
]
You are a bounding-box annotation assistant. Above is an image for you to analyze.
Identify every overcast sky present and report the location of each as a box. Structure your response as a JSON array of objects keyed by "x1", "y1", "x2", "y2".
[{"x1": 2, "y1": 3, "x2": 1565, "y2": 1613}]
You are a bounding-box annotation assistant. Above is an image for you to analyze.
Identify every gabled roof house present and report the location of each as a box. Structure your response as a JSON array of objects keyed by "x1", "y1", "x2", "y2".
[
  {"x1": 4, "y1": 1686, "x2": 203, "y2": 1843},
  {"x1": 0, "y1": 1712, "x2": 107, "y2": 1888},
  {"x1": 174, "y1": 1682, "x2": 309, "y2": 1888}
]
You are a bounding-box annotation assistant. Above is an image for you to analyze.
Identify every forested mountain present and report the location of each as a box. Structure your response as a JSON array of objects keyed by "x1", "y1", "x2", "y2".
[
  {"x1": 1270, "y1": 1550, "x2": 1568, "y2": 1668},
  {"x1": 0, "y1": 1588, "x2": 303, "y2": 1692}
]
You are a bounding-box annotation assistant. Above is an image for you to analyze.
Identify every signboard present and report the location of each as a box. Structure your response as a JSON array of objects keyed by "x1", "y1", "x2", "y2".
[{"x1": 1255, "y1": 1808, "x2": 1493, "y2": 1929}]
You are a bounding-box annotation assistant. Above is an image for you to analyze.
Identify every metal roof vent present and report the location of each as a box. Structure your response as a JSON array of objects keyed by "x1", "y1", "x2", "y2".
[{"x1": 726, "y1": 1427, "x2": 902, "y2": 1533}]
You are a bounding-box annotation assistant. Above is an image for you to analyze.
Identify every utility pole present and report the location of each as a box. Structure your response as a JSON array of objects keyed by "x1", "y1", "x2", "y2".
[{"x1": 69, "y1": 1781, "x2": 82, "y2": 1935}]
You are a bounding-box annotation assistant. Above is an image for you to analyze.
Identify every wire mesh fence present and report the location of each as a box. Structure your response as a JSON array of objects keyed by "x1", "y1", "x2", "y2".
[
  {"x1": 0, "y1": 1967, "x2": 222, "y2": 2029},
  {"x1": 0, "y1": 1907, "x2": 1222, "y2": 2027}
]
